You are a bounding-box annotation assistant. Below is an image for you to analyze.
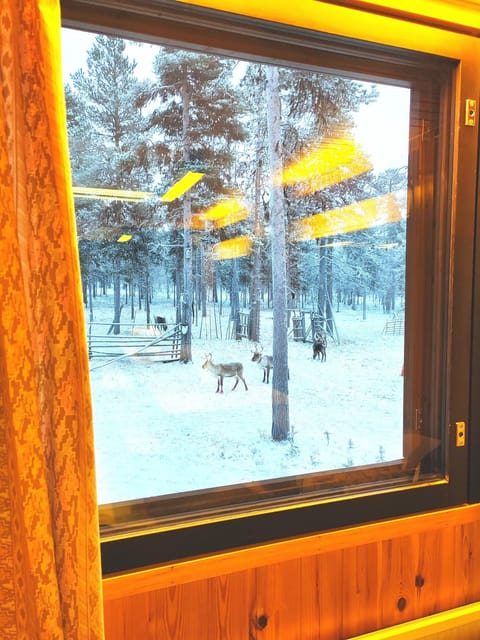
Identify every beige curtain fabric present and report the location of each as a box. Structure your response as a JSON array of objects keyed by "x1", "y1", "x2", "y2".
[{"x1": 0, "y1": 1, "x2": 104, "y2": 637}]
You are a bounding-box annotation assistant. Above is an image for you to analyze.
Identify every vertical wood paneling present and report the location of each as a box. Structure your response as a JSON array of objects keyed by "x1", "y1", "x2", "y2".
[
  {"x1": 103, "y1": 506, "x2": 480, "y2": 640},
  {"x1": 340, "y1": 543, "x2": 381, "y2": 638},
  {"x1": 317, "y1": 550, "x2": 343, "y2": 639},
  {"x1": 462, "y1": 520, "x2": 480, "y2": 602},
  {"x1": 380, "y1": 535, "x2": 418, "y2": 629},
  {"x1": 207, "y1": 572, "x2": 252, "y2": 640},
  {"x1": 416, "y1": 527, "x2": 458, "y2": 616},
  {"x1": 253, "y1": 559, "x2": 304, "y2": 639},
  {"x1": 104, "y1": 592, "x2": 152, "y2": 638},
  {"x1": 297, "y1": 555, "x2": 323, "y2": 640}
]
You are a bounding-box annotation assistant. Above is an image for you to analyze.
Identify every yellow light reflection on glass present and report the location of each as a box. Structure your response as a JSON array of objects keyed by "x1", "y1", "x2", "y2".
[
  {"x1": 200, "y1": 197, "x2": 249, "y2": 229},
  {"x1": 377, "y1": 242, "x2": 400, "y2": 249},
  {"x1": 292, "y1": 192, "x2": 404, "y2": 241},
  {"x1": 212, "y1": 236, "x2": 252, "y2": 260},
  {"x1": 322, "y1": 240, "x2": 356, "y2": 248},
  {"x1": 73, "y1": 186, "x2": 153, "y2": 201},
  {"x1": 276, "y1": 136, "x2": 373, "y2": 196},
  {"x1": 191, "y1": 213, "x2": 207, "y2": 230},
  {"x1": 160, "y1": 171, "x2": 204, "y2": 202}
]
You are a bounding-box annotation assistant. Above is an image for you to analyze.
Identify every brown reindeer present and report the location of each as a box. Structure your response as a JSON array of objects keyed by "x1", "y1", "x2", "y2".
[
  {"x1": 202, "y1": 353, "x2": 248, "y2": 393},
  {"x1": 251, "y1": 345, "x2": 273, "y2": 383}
]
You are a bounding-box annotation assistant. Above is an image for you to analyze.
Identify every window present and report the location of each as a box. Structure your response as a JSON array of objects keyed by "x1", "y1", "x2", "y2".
[{"x1": 61, "y1": 1, "x2": 475, "y2": 574}]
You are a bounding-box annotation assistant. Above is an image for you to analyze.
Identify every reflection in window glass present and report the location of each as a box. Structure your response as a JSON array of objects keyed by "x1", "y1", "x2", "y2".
[{"x1": 62, "y1": 30, "x2": 411, "y2": 509}]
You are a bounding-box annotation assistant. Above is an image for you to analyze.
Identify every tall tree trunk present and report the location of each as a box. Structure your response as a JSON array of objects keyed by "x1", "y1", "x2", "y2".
[
  {"x1": 249, "y1": 106, "x2": 264, "y2": 343},
  {"x1": 200, "y1": 242, "x2": 207, "y2": 321},
  {"x1": 130, "y1": 279, "x2": 135, "y2": 320},
  {"x1": 230, "y1": 258, "x2": 241, "y2": 339},
  {"x1": 266, "y1": 66, "x2": 290, "y2": 441},
  {"x1": 110, "y1": 262, "x2": 121, "y2": 335},
  {"x1": 180, "y1": 78, "x2": 193, "y2": 362},
  {"x1": 88, "y1": 278, "x2": 94, "y2": 323},
  {"x1": 145, "y1": 270, "x2": 151, "y2": 325},
  {"x1": 326, "y1": 245, "x2": 334, "y2": 335},
  {"x1": 317, "y1": 238, "x2": 326, "y2": 325},
  {"x1": 181, "y1": 194, "x2": 193, "y2": 362},
  {"x1": 175, "y1": 247, "x2": 182, "y2": 323}
]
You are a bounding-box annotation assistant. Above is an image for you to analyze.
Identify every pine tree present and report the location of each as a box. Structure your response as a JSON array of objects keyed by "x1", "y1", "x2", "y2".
[
  {"x1": 137, "y1": 47, "x2": 246, "y2": 361},
  {"x1": 66, "y1": 35, "x2": 149, "y2": 333}
]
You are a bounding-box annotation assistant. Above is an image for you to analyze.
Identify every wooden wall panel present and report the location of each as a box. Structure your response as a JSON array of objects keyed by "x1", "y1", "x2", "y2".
[
  {"x1": 461, "y1": 520, "x2": 480, "y2": 602},
  {"x1": 340, "y1": 544, "x2": 381, "y2": 637},
  {"x1": 104, "y1": 571, "x2": 253, "y2": 640},
  {"x1": 380, "y1": 534, "x2": 419, "y2": 628},
  {"x1": 316, "y1": 551, "x2": 343, "y2": 639},
  {"x1": 102, "y1": 505, "x2": 480, "y2": 640}
]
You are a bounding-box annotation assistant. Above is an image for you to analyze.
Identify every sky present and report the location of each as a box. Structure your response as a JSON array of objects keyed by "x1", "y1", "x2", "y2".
[{"x1": 60, "y1": 27, "x2": 410, "y2": 174}]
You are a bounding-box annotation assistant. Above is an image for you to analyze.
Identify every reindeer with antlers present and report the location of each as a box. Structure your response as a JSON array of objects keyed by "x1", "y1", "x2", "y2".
[
  {"x1": 202, "y1": 353, "x2": 248, "y2": 393},
  {"x1": 251, "y1": 345, "x2": 274, "y2": 383},
  {"x1": 312, "y1": 331, "x2": 327, "y2": 362}
]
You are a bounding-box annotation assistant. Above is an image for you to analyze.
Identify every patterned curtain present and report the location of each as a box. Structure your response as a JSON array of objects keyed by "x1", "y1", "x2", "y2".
[{"x1": 0, "y1": 1, "x2": 104, "y2": 638}]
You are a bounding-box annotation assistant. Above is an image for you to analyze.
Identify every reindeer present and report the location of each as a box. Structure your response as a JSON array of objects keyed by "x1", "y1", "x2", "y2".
[
  {"x1": 154, "y1": 315, "x2": 167, "y2": 332},
  {"x1": 251, "y1": 345, "x2": 273, "y2": 383},
  {"x1": 312, "y1": 331, "x2": 327, "y2": 362},
  {"x1": 202, "y1": 353, "x2": 248, "y2": 393}
]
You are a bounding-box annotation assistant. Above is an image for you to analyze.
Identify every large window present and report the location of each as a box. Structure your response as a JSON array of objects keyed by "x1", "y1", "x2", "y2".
[{"x1": 61, "y1": 1, "x2": 474, "y2": 573}]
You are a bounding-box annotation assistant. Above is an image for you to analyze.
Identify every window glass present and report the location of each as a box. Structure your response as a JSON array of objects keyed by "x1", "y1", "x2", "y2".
[{"x1": 62, "y1": 28, "x2": 446, "y2": 534}]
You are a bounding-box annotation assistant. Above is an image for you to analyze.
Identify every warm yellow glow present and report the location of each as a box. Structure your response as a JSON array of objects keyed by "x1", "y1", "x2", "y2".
[
  {"x1": 277, "y1": 136, "x2": 373, "y2": 195},
  {"x1": 175, "y1": 0, "x2": 473, "y2": 57},
  {"x1": 191, "y1": 213, "x2": 207, "y2": 230},
  {"x1": 331, "y1": 0, "x2": 480, "y2": 32},
  {"x1": 160, "y1": 171, "x2": 204, "y2": 202},
  {"x1": 212, "y1": 236, "x2": 252, "y2": 260},
  {"x1": 200, "y1": 197, "x2": 249, "y2": 229},
  {"x1": 117, "y1": 234, "x2": 132, "y2": 243},
  {"x1": 348, "y1": 600, "x2": 480, "y2": 639},
  {"x1": 292, "y1": 192, "x2": 404, "y2": 241},
  {"x1": 177, "y1": 0, "x2": 480, "y2": 35},
  {"x1": 72, "y1": 186, "x2": 152, "y2": 202}
]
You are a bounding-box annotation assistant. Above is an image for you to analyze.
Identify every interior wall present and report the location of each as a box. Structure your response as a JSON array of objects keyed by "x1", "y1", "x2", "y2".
[
  {"x1": 58, "y1": 3, "x2": 480, "y2": 638},
  {"x1": 102, "y1": 505, "x2": 480, "y2": 639}
]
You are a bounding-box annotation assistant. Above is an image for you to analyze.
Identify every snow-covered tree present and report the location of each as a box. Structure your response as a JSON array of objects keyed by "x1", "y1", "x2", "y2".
[
  {"x1": 66, "y1": 35, "x2": 149, "y2": 333},
  {"x1": 137, "y1": 47, "x2": 247, "y2": 361}
]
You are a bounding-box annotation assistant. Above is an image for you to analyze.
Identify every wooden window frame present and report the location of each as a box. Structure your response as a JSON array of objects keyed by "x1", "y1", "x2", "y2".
[{"x1": 60, "y1": 0, "x2": 478, "y2": 575}]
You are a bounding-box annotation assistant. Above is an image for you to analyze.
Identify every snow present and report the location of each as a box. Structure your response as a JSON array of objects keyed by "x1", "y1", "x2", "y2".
[{"x1": 87, "y1": 296, "x2": 404, "y2": 505}]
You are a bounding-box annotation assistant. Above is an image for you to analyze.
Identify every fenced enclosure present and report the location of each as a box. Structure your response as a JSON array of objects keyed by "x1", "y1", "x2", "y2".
[
  {"x1": 87, "y1": 322, "x2": 182, "y2": 362},
  {"x1": 382, "y1": 316, "x2": 405, "y2": 336},
  {"x1": 289, "y1": 310, "x2": 337, "y2": 343}
]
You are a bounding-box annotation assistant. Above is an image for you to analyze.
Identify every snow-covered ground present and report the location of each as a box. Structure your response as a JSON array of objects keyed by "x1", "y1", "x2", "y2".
[{"x1": 87, "y1": 296, "x2": 404, "y2": 505}]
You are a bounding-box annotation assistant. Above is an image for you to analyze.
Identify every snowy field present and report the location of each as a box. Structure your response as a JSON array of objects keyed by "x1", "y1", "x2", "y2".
[{"x1": 86, "y1": 297, "x2": 404, "y2": 505}]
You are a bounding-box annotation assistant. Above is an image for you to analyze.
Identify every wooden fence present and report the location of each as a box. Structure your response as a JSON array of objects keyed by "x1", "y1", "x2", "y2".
[
  {"x1": 87, "y1": 323, "x2": 182, "y2": 363},
  {"x1": 382, "y1": 317, "x2": 405, "y2": 336}
]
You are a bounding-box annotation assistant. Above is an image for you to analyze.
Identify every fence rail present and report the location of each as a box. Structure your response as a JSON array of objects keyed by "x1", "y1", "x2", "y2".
[
  {"x1": 87, "y1": 323, "x2": 182, "y2": 362},
  {"x1": 382, "y1": 318, "x2": 404, "y2": 336}
]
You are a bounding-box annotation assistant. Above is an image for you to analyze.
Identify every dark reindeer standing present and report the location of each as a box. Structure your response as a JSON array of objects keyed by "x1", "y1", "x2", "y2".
[
  {"x1": 313, "y1": 331, "x2": 327, "y2": 362},
  {"x1": 202, "y1": 354, "x2": 248, "y2": 393},
  {"x1": 154, "y1": 315, "x2": 167, "y2": 332},
  {"x1": 251, "y1": 345, "x2": 273, "y2": 383}
]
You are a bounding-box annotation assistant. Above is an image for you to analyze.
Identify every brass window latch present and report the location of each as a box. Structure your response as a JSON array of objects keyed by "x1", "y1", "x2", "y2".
[
  {"x1": 465, "y1": 99, "x2": 476, "y2": 126},
  {"x1": 455, "y1": 421, "x2": 466, "y2": 447}
]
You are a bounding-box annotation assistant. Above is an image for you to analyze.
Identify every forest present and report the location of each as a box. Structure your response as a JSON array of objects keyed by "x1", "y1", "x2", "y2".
[{"x1": 65, "y1": 34, "x2": 408, "y2": 446}]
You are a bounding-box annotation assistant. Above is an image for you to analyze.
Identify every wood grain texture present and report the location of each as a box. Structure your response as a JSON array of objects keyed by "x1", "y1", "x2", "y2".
[{"x1": 103, "y1": 505, "x2": 480, "y2": 639}]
